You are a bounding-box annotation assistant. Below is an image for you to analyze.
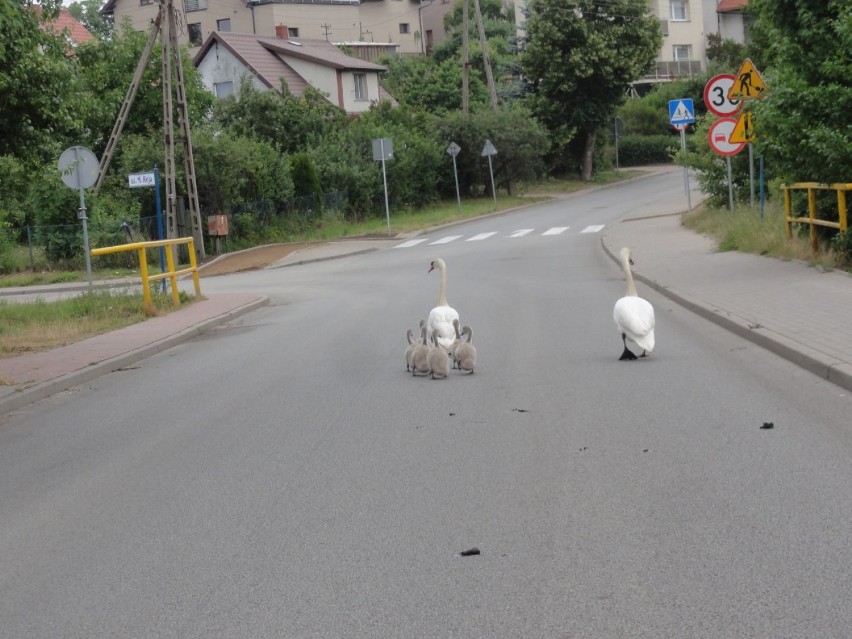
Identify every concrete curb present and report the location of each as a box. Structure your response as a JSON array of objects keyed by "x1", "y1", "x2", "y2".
[
  {"x1": 600, "y1": 231, "x2": 852, "y2": 394},
  {"x1": 0, "y1": 295, "x2": 270, "y2": 416}
]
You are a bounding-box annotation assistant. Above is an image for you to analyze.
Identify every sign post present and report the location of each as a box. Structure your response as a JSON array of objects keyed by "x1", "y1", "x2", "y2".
[
  {"x1": 481, "y1": 139, "x2": 498, "y2": 206},
  {"x1": 58, "y1": 146, "x2": 99, "y2": 290},
  {"x1": 447, "y1": 142, "x2": 462, "y2": 213},
  {"x1": 129, "y1": 168, "x2": 166, "y2": 280},
  {"x1": 707, "y1": 118, "x2": 745, "y2": 211},
  {"x1": 371, "y1": 138, "x2": 394, "y2": 236},
  {"x1": 669, "y1": 98, "x2": 695, "y2": 212}
]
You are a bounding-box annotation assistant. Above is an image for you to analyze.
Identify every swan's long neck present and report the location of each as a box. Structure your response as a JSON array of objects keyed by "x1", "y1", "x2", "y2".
[
  {"x1": 464, "y1": 326, "x2": 473, "y2": 343},
  {"x1": 621, "y1": 253, "x2": 638, "y2": 297},
  {"x1": 436, "y1": 261, "x2": 449, "y2": 306}
]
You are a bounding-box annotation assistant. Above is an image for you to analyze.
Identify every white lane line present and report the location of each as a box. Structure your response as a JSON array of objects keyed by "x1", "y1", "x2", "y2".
[
  {"x1": 430, "y1": 235, "x2": 464, "y2": 245},
  {"x1": 394, "y1": 239, "x2": 429, "y2": 248},
  {"x1": 466, "y1": 232, "x2": 497, "y2": 242},
  {"x1": 542, "y1": 226, "x2": 569, "y2": 236},
  {"x1": 581, "y1": 225, "x2": 605, "y2": 234},
  {"x1": 509, "y1": 229, "x2": 534, "y2": 238}
]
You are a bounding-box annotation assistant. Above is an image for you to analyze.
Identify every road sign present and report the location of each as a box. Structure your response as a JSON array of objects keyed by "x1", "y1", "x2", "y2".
[
  {"x1": 708, "y1": 118, "x2": 745, "y2": 156},
  {"x1": 128, "y1": 171, "x2": 156, "y2": 188},
  {"x1": 446, "y1": 141, "x2": 461, "y2": 158},
  {"x1": 371, "y1": 138, "x2": 393, "y2": 161},
  {"x1": 481, "y1": 139, "x2": 497, "y2": 157},
  {"x1": 729, "y1": 110, "x2": 755, "y2": 143},
  {"x1": 668, "y1": 98, "x2": 695, "y2": 125},
  {"x1": 704, "y1": 74, "x2": 740, "y2": 117},
  {"x1": 728, "y1": 58, "x2": 767, "y2": 101},
  {"x1": 58, "y1": 146, "x2": 99, "y2": 189}
]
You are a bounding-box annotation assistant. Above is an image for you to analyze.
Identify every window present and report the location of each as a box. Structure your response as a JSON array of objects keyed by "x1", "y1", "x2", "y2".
[
  {"x1": 399, "y1": 23, "x2": 410, "y2": 34},
  {"x1": 217, "y1": 18, "x2": 231, "y2": 32},
  {"x1": 188, "y1": 22, "x2": 202, "y2": 46},
  {"x1": 288, "y1": 27, "x2": 299, "y2": 38},
  {"x1": 354, "y1": 73, "x2": 368, "y2": 101},
  {"x1": 673, "y1": 44, "x2": 692, "y2": 60},
  {"x1": 670, "y1": 0, "x2": 688, "y2": 21},
  {"x1": 214, "y1": 81, "x2": 235, "y2": 99},
  {"x1": 140, "y1": 0, "x2": 153, "y2": 5},
  {"x1": 184, "y1": 0, "x2": 208, "y2": 13}
]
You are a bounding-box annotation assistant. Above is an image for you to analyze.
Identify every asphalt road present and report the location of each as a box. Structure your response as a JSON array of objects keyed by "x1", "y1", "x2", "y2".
[{"x1": 2, "y1": 171, "x2": 851, "y2": 637}]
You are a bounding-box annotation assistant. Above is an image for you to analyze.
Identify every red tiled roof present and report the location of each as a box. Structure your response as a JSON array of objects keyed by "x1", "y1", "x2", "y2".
[
  {"x1": 36, "y1": 6, "x2": 96, "y2": 44},
  {"x1": 717, "y1": 0, "x2": 748, "y2": 13}
]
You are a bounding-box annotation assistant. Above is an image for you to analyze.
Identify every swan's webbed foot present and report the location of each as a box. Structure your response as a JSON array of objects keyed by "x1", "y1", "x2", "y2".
[
  {"x1": 619, "y1": 347, "x2": 638, "y2": 361},
  {"x1": 639, "y1": 351, "x2": 648, "y2": 358}
]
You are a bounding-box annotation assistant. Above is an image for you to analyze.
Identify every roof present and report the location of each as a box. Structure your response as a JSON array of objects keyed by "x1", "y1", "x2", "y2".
[
  {"x1": 193, "y1": 31, "x2": 386, "y2": 97},
  {"x1": 36, "y1": 6, "x2": 96, "y2": 44},
  {"x1": 717, "y1": 0, "x2": 748, "y2": 12}
]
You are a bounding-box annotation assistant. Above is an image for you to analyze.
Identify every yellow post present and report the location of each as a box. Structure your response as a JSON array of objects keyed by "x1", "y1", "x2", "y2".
[
  {"x1": 187, "y1": 239, "x2": 201, "y2": 298},
  {"x1": 138, "y1": 246, "x2": 151, "y2": 307},
  {"x1": 164, "y1": 244, "x2": 179, "y2": 306},
  {"x1": 808, "y1": 186, "x2": 817, "y2": 251},
  {"x1": 836, "y1": 186, "x2": 848, "y2": 233},
  {"x1": 783, "y1": 186, "x2": 792, "y2": 239}
]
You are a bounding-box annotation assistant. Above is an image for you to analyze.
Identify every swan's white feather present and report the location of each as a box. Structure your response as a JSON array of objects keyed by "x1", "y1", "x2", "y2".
[
  {"x1": 428, "y1": 305, "x2": 460, "y2": 350},
  {"x1": 614, "y1": 295, "x2": 655, "y2": 353}
]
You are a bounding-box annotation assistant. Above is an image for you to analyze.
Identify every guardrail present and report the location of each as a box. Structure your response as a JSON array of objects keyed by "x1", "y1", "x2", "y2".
[
  {"x1": 782, "y1": 182, "x2": 850, "y2": 251},
  {"x1": 91, "y1": 237, "x2": 202, "y2": 308}
]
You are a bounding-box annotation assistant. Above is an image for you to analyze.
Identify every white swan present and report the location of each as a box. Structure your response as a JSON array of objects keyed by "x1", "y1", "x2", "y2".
[
  {"x1": 613, "y1": 247, "x2": 655, "y2": 360},
  {"x1": 427, "y1": 258, "x2": 460, "y2": 350}
]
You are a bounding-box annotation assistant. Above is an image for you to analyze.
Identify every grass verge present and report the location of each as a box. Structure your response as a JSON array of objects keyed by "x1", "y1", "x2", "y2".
[{"x1": 0, "y1": 290, "x2": 194, "y2": 359}]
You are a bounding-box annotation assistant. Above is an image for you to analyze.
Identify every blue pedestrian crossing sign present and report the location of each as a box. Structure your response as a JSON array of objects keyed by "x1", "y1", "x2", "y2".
[{"x1": 668, "y1": 98, "x2": 695, "y2": 125}]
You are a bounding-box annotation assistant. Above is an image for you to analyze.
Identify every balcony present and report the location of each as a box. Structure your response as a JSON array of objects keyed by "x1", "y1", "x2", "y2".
[{"x1": 642, "y1": 59, "x2": 704, "y2": 82}]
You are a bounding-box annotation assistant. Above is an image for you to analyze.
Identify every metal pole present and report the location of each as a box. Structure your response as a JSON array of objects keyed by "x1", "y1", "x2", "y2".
[
  {"x1": 381, "y1": 140, "x2": 391, "y2": 236},
  {"x1": 726, "y1": 156, "x2": 734, "y2": 211},
  {"x1": 154, "y1": 166, "x2": 165, "y2": 274},
  {"x1": 614, "y1": 120, "x2": 620, "y2": 171},
  {"x1": 487, "y1": 155, "x2": 496, "y2": 206},
  {"x1": 748, "y1": 142, "x2": 755, "y2": 207},
  {"x1": 74, "y1": 147, "x2": 93, "y2": 290},
  {"x1": 680, "y1": 127, "x2": 691, "y2": 212},
  {"x1": 452, "y1": 155, "x2": 461, "y2": 213},
  {"x1": 759, "y1": 155, "x2": 765, "y2": 220}
]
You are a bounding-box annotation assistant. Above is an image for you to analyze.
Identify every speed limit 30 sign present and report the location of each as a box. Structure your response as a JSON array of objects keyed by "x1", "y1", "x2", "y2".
[{"x1": 704, "y1": 74, "x2": 741, "y2": 118}]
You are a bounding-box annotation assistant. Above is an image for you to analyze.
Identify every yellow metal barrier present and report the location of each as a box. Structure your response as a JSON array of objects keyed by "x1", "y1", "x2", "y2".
[
  {"x1": 782, "y1": 182, "x2": 850, "y2": 251},
  {"x1": 91, "y1": 237, "x2": 202, "y2": 307}
]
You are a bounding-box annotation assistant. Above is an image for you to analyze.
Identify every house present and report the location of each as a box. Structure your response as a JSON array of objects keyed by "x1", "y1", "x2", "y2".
[
  {"x1": 36, "y1": 6, "x2": 96, "y2": 51},
  {"x1": 101, "y1": 0, "x2": 454, "y2": 57},
  {"x1": 193, "y1": 27, "x2": 395, "y2": 113}
]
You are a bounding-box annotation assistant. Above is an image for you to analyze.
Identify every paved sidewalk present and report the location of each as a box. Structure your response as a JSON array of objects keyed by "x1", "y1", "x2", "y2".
[{"x1": 602, "y1": 212, "x2": 852, "y2": 392}]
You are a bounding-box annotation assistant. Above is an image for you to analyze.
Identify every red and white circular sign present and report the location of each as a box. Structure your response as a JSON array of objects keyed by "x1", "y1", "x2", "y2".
[
  {"x1": 707, "y1": 117, "x2": 745, "y2": 156},
  {"x1": 704, "y1": 74, "x2": 740, "y2": 117}
]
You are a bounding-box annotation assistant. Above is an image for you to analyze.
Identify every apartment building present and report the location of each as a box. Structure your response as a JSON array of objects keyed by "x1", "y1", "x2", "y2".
[{"x1": 100, "y1": 0, "x2": 454, "y2": 57}]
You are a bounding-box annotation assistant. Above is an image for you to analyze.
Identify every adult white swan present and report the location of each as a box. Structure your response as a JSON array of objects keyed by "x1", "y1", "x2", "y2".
[
  {"x1": 613, "y1": 247, "x2": 655, "y2": 360},
  {"x1": 427, "y1": 258, "x2": 460, "y2": 350}
]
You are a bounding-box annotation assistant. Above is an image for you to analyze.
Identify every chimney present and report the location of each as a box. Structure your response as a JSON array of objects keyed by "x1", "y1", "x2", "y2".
[{"x1": 275, "y1": 24, "x2": 288, "y2": 39}]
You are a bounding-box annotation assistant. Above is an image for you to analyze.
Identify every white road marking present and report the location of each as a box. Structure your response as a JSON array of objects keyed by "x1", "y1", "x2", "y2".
[
  {"x1": 509, "y1": 229, "x2": 534, "y2": 237},
  {"x1": 430, "y1": 235, "x2": 464, "y2": 245},
  {"x1": 394, "y1": 239, "x2": 429, "y2": 248},
  {"x1": 542, "y1": 227, "x2": 569, "y2": 235},
  {"x1": 581, "y1": 225, "x2": 605, "y2": 233},
  {"x1": 466, "y1": 232, "x2": 497, "y2": 241}
]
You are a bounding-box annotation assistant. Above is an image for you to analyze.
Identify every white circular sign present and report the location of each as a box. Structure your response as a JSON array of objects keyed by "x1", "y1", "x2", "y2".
[
  {"x1": 704, "y1": 74, "x2": 740, "y2": 117},
  {"x1": 707, "y1": 118, "x2": 745, "y2": 156},
  {"x1": 58, "y1": 146, "x2": 99, "y2": 189}
]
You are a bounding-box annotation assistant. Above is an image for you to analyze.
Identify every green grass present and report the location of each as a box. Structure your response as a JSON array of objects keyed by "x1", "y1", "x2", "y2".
[
  {"x1": 0, "y1": 290, "x2": 193, "y2": 358},
  {"x1": 682, "y1": 197, "x2": 840, "y2": 269}
]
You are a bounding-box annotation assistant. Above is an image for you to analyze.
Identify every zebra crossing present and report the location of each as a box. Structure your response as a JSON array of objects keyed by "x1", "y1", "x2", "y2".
[{"x1": 393, "y1": 224, "x2": 605, "y2": 249}]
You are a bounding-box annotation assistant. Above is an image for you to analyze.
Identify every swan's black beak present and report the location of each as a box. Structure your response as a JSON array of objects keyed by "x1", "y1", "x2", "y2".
[
  {"x1": 428, "y1": 262, "x2": 435, "y2": 273},
  {"x1": 629, "y1": 257, "x2": 635, "y2": 266}
]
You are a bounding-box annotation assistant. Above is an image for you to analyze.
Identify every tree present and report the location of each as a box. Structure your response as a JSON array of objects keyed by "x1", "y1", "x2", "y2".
[
  {"x1": 66, "y1": 0, "x2": 112, "y2": 40},
  {"x1": 520, "y1": 0, "x2": 661, "y2": 180},
  {"x1": 0, "y1": 0, "x2": 84, "y2": 164},
  {"x1": 747, "y1": 0, "x2": 851, "y2": 184}
]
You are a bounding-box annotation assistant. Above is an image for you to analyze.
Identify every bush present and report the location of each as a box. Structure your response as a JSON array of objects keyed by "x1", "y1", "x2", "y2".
[{"x1": 615, "y1": 134, "x2": 679, "y2": 166}]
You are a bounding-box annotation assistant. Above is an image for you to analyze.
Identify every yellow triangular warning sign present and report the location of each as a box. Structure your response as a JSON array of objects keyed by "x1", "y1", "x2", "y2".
[
  {"x1": 729, "y1": 111, "x2": 755, "y2": 143},
  {"x1": 728, "y1": 58, "x2": 767, "y2": 100}
]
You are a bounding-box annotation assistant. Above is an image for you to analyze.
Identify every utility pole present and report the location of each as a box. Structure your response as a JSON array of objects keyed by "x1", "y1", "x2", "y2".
[
  {"x1": 95, "y1": 0, "x2": 204, "y2": 260},
  {"x1": 321, "y1": 23, "x2": 332, "y2": 40},
  {"x1": 462, "y1": 0, "x2": 469, "y2": 115},
  {"x1": 472, "y1": 0, "x2": 498, "y2": 111}
]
